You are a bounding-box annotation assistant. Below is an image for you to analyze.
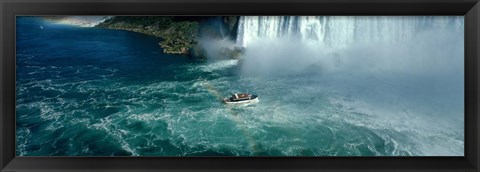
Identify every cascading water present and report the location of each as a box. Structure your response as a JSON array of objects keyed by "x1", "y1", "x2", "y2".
[
  {"x1": 236, "y1": 16, "x2": 463, "y2": 48},
  {"x1": 235, "y1": 16, "x2": 464, "y2": 76},
  {"x1": 216, "y1": 16, "x2": 226, "y2": 39}
]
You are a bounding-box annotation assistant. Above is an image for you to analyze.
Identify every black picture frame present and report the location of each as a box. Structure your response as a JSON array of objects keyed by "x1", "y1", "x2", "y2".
[{"x1": 1, "y1": 0, "x2": 479, "y2": 171}]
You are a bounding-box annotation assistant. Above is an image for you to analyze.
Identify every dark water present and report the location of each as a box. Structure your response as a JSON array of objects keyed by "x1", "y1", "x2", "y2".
[
  {"x1": 16, "y1": 17, "x2": 464, "y2": 156},
  {"x1": 16, "y1": 17, "x2": 201, "y2": 156}
]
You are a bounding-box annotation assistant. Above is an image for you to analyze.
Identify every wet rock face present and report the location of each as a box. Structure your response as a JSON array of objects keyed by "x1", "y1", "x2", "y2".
[
  {"x1": 222, "y1": 16, "x2": 240, "y2": 40},
  {"x1": 158, "y1": 21, "x2": 199, "y2": 55}
]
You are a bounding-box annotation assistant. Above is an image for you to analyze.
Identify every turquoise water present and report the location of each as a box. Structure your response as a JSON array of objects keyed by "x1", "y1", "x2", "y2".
[{"x1": 16, "y1": 17, "x2": 464, "y2": 156}]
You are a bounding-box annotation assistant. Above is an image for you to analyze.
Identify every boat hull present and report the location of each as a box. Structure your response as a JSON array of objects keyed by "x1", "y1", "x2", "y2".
[{"x1": 224, "y1": 97, "x2": 259, "y2": 104}]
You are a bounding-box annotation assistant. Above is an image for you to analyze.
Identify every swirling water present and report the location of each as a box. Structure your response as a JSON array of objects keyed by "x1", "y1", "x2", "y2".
[{"x1": 16, "y1": 17, "x2": 464, "y2": 156}]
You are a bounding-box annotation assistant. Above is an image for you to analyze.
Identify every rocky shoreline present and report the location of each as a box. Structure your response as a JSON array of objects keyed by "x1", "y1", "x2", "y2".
[{"x1": 95, "y1": 16, "x2": 243, "y2": 59}]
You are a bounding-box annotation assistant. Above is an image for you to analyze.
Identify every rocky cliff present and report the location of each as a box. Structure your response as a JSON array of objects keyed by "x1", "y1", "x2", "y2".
[{"x1": 96, "y1": 16, "x2": 241, "y2": 58}]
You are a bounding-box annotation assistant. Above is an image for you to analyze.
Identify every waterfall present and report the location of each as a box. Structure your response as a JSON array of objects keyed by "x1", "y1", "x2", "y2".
[
  {"x1": 216, "y1": 16, "x2": 226, "y2": 38},
  {"x1": 236, "y1": 15, "x2": 464, "y2": 78},
  {"x1": 236, "y1": 16, "x2": 463, "y2": 48}
]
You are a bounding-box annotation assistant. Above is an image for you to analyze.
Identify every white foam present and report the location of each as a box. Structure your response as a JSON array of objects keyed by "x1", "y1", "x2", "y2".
[{"x1": 200, "y1": 59, "x2": 239, "y2": 72}]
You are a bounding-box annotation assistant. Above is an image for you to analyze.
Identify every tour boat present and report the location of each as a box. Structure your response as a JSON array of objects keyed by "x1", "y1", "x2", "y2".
[{"x1": 224, "y1": 93, "x2": 259, "y2": 104}]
